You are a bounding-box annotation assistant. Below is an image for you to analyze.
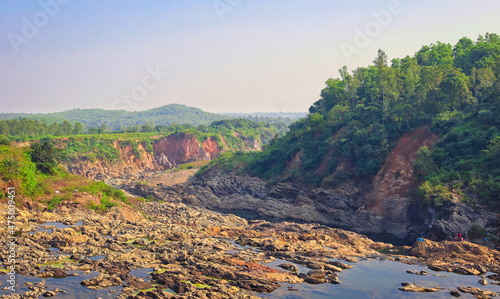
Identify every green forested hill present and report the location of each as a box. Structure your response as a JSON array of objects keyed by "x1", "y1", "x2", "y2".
[
  {"x1": 204, "y1": 33, "x2": 500, "y2": 210},
  {"x1": 0, "y1": 104, "x2": 298, "y2": 135},
  {"x1": 0, "y1": 104, "x2": 230, "y2": 130}
]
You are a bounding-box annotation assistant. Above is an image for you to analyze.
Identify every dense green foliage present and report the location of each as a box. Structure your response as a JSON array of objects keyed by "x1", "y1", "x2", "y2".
[
  {"x1": 29, "y1": 140, "x2": 66, "y2": 174},
  {"x1": 0, "y1": 104, "x2": 297, "y2": 132},
  {"x1": 0, "y1": 143, "x2": 40, "y2": 197},
  {"x1": 0, "y1": 109, "x2": 290, "y2": 152},
  {"x1": 0, "y1": 142, "x2": 129, "y2": 210},
  {"x1": 59, "y1": 119, "x2": 280, "y2": 164},
  {"x1": 63, "y1": 136, "x2": 123, "y2": 163},
  {"x1": 0, "y1": 118, "x2": 84, "y2": 138},
  {"x1": 157, "y1": 119, "x2": 279, "y2": 150},
  {"x1": 206, "y1": 33, "x2": 500, "y2": 210}
]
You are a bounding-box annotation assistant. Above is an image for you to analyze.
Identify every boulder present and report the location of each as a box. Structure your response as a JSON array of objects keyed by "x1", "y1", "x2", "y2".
[{"x1": 279, "y1": 263, "x2": 299, "y2": 272}]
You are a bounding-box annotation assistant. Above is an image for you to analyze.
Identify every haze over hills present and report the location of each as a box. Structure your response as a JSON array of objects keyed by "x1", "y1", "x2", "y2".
[
  {"x1": 221, "y1": 112, "x2": 307, "y2": 120},
  {"x1": 0, "y1": 104, "x2": 304, "y2": 130}
]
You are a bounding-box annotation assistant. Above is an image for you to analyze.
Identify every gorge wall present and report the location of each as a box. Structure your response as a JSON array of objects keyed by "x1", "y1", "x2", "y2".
[
  {"x1": 65, "y1": 133, "x2": 258, "y2": 181},
  {"x1": 124, "y1": 126, "x2": 499, "y2": 243}
]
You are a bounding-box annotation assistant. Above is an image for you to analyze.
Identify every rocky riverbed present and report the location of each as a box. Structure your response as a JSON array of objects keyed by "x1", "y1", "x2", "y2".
[{"x1": 1, "y1": 198, "x2": 499, "y2": 298}]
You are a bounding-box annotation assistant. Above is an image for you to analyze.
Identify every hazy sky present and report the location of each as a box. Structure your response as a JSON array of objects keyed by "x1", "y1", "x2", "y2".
[{"x1": 0, "y1": 0, "x2": 498, "y2": 114}]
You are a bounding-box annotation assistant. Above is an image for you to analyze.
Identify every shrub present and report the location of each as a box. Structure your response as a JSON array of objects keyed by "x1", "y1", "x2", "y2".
[
  {"x1": 0, "y1": 158, "x2": 20, "y2": 181},
  {"x1": 143, "y1": 139, "x2": 154, "y2": 154},
  {"x1": 47, "y1": 195, "x2": 63, "y2": 211},
  {"x1": 469, "y1": 224, "x2": 488, "y2": 240},
  {"x1": 29, "y1": 140, "x2": 66, "y2": 174},
  {"x1": 0, "y1": 135, "x2": 11, "y2": 146},
  {"x1": 99, "y1": 194, "x2": 118, "y2": 212}
]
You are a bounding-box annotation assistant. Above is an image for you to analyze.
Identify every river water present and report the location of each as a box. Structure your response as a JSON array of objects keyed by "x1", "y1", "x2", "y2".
[{"x1": 259, "y1": 258, "x2": 500, "y2": 299}]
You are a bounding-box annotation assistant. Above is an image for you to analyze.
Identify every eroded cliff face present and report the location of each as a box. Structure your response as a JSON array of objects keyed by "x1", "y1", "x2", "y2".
[
  {"x1": 67, "y1": 142, "x2": 162, "y2": 180},
  {"x1": 355, "y1": 126, "x2": 441, "y2": 237},
  {"x1": 67, "y1": 134, "x2": 237, "y2": 181},
  {"x1": 153, "y1": 133, "x2": 210, "y2": 163},
  {"x1": 123, "y1": 126, "x2": 498, "y2": 242},
  {"x1": 194, "y1": 126, "x2": 445, "y2": 238}
]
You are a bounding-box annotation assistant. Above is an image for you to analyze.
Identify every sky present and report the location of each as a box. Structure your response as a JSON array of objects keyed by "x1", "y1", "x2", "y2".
[{"x1": 0, "y1": 0, "x2": 499, "y2": 114}]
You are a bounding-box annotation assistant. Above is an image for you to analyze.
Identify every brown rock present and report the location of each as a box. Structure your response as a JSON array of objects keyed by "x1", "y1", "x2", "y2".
[
  {"x1": 279, "y1": 263, "x2": 299, "y2": 272},
  {"x1": 450, "y1": 289, "x2": 461, "y2": 297},
  {"x1": 105, "y1": 206, "x2": 144, "y2": 222},
  {"x1": 307, "y1": 269, "x2": 325, "y2": 279},
  {"x1": 457, "y1": 286, "x2": 498, "y2": 297},
  {"x1": 478, "y1": 278, "x2": 488, "y2": 286},
  {"x1": 399, "y1": 283, "x2": 443, "y2": 292}
]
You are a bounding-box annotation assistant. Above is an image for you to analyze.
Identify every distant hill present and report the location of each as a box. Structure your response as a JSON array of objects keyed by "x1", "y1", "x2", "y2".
[
  {"x1": 0, "y1": 104, "x2": 232, "y2": 130},
  {"x1": 0, "y1": 104, "x2": 304, "y2": 133},
  {"x1": 222, "y1": 112, "x2": 307, "y2": 120}
]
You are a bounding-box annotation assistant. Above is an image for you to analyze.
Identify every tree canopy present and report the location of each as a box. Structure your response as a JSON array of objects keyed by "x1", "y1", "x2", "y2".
[{"x1": 208, "y1": 33, "x2": 500, "y2": 211}]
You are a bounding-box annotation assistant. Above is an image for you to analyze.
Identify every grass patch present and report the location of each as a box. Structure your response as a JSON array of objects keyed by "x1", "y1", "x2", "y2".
[
  {"x1": 36, "y1": 257, "x2": 74, "y2": 269},
  {"x1": 132, "y1": 286, "x2": 176, "y2": 296},
  {"x1": 180, "y1": 280, "x2": 212, "y2": 289},
  {"x1": 201, "y1": 275, "x2": 233, "y2": 281},
  {"x1": 125, "y1": 238, "x2": 155, "y2": 245}
]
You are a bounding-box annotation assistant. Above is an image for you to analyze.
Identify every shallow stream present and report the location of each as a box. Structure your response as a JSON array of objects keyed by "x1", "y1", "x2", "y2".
[{"x1": 259, "y1": 258, "x2": 500, "y2": 299}]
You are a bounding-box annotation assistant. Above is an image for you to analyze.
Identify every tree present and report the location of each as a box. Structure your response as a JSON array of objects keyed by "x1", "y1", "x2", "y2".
[
  {"x1": 61, "y1": 120, "x2": 72, "y2": 135},
  {"x1": 329, "y1": 104, "x2": 349, "y2": 124},
  {"x1": 400, "y1": 56, "x2": 420, "y2": 104},
  {"x1": 391, "y1": 104, "x2": 414, "y2": 129},
  {"x1": 416, "y1": 42, "x2": 453, "y2": 66},
  {"x1": 97, "y1": 123, "x2": 107, "y2": 134},
  {"x1": 453, "y1": 37, "x2": 474, "y2": 73},
  {"x1": 339, "y1": 66, "x2": 361, "y2": 108},
  {"x1": 373, "y1": 49, "x2": 390, "y2": 107},
  {"x1": 471, "y1": 67, "x2": 496, "y2": 100},
  {"x1": 312, "y1": 78, "x2": 349, "y2": 113},
  {"x1": 0, "y1": 135, "x2": 11, "y2": 146},
  {"x1": 417, "y1": 66, "x2": 447, "y2": 114},
  {"x1": 73, "y1": 122, "x2": 83, "y2": 135},
  {"x1": 140, "y1": 123, "x2": 154, "y2": 133},
  {"x1": 0, "y1": 122, "x2": 9, "y2": 136},
  {"x1": 440, "y1": 70, "x2": 470, "y2": 109},
  {"x1": 29, "y1": 140, "x2": 66, "y2": 174}
]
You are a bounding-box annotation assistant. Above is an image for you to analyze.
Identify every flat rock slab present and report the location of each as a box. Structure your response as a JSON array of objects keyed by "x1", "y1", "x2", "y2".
[{"x1": 399, "y1": 282, "x2": 443, "y2": 292}]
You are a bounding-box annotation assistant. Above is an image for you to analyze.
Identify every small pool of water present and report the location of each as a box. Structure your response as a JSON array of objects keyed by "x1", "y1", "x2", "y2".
[
  {"x1": 130, "y1": 268, "x2": 153, "y2": 280},
  {"x1": 29, "y1": 221, "x2": 83, "y2": 235},
  {"x1": 0, "y1": 271, "x2": 122, "y2": 299},
  {"x1": 263, "y1": 258, "x2": 313, "y2": 274},
  {"x1": 89, "y1": 255, "x2": 105, "y2": 261}
]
